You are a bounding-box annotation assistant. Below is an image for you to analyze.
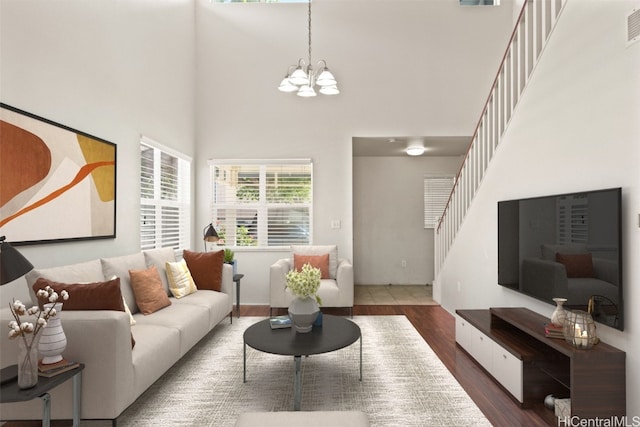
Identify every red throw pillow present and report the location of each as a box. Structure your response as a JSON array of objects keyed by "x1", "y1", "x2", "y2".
[
  {"x1": 183, "y1": 249, "x2": 224, "y2": 291},
  {"x1": 294, "y1": 253, "x2": 330, "y2": 279},
  {"x1": 556, "y1": 253, "x2": 594, "y2": 278},
  {"x1": 32, "y1": 277, "x2": 135, "y2": 348},
  {"x1": 32, "y1": 277, "x2": 125, "y2": 311}
]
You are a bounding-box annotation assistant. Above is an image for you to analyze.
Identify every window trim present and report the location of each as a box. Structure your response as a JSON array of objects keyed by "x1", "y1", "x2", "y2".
[{"x1": 208, "y1": 158, "x2": 313, "y2": 249}]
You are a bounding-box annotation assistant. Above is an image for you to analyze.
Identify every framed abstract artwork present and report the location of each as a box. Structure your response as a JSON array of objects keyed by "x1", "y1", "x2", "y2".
[{"x1": 0, "y1": 103, "x2": 117, "y2": 245}]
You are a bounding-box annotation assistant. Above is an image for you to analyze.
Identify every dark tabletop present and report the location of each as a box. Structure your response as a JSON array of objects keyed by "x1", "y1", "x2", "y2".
[
  {"x1": 244, "y1": 315, "x2": 360, "y2": 357},
  {"x1": 0, "y1": 363, "x2": 85, "y2": 403}
]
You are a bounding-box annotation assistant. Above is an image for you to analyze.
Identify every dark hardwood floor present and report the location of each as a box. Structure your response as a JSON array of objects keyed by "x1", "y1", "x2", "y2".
[{"x1": 3, "y1": 304, "x2": 549, "y2": 427}]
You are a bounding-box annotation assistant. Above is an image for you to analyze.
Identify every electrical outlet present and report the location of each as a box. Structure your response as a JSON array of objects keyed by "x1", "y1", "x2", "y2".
[{"x1": 401, "y1": 260, "x2": 407, "y2": 268}]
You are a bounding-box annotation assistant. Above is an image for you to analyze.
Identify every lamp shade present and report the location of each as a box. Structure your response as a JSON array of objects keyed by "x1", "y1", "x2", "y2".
[
  {"x1": 316, "y1": 69, "x2": 337, "y2": 86},
  {"x1": 297, "y1": 85, "x2": 317, "y2": 97},
  {"x1": 319, "y1": 85, "x2": 339, "y2": 95},
  {"x1": 278, "y1": 78, "x2": 298, "y2": 93},
  {"x1": 0, "y1": 237, "x2": 34, "y2": 285},
  {"x1": 203, "y1": 224, "x2": 220, "y2": 243},
  {"x1": 289, "y1": 68, "x2": 309, "y2": 86}
]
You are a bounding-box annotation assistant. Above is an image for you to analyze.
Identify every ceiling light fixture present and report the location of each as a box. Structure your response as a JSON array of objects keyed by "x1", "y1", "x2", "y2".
[
  {"x1": 278, "y1": 0, "x2": 339, "y2": 97},
  {"x1": 406, "y1": 146, "x2": 425, "y2": 156}
]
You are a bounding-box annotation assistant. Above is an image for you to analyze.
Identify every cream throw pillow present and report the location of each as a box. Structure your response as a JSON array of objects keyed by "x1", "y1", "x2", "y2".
[{"x1": 166, "y1": 259, "x2": 198, "y2": 298}]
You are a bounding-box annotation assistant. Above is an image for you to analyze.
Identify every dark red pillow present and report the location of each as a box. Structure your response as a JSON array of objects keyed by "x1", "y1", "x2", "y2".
[
  {"x1": 556, "y1": 253, "x2": 594, "y2": 278},
  {"x1": 32, "y1": 277, "x2": 135, "y2": 348},
  {"x1": 183, "y1": 249, "x2": 224, "y2": 291}
]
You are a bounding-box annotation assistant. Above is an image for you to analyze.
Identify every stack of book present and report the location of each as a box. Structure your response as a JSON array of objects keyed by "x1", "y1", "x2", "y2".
[
  {"x1": 544, "y1": 323, "x2": 565, "y2": 339},
  {"x1": 269, "y1": 315, "x2": 292, "y2": 329},
  {"x1": 38, "y1": 359, "x2": 80, "y2": 378}
]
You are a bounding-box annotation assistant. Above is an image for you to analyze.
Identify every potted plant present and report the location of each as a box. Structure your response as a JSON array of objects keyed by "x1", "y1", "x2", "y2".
[
  {"x1": 286, "y1": 263, "x2": 322, "y2": 333},
  {"x1": 223, "y1": 248, "x2": 236, "y2": 275}
]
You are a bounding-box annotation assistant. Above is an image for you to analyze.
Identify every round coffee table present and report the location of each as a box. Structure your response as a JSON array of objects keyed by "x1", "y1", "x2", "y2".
[{"x1": 243, "y1": 314, "x2": 362, "y2": 410}]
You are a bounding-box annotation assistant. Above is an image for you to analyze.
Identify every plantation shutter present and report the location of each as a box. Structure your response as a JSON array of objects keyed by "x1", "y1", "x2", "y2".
[
  {"x1": 140, "y1": 137, "x2": 191, "y2": 252},
  {"x1": 210, "y1": 159, "x2": 312, "y2": 247},
  {"x1": 424, "y1": 176, "x2": 454, "y2": 229}
]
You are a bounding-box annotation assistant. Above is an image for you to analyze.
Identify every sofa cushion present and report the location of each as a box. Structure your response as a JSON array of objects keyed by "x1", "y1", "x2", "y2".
[
  {"x1": 165, "y1": 259, "x2": 198, "y2": 298},
  {"x1": 183, "y1": 249, "x2": 224, "y2": 291},
  {"x1": 291, "y1": 245, "x2": 338, "y2": 279},
  {"x1": 143, "y1": 248, "x2": 176, "y2": 296},
  {"x1": 556, "y1": 252, "x2": 594, "y2": 278},
  {"x1": 294, "y1": 253, "x2": 330, "y2": 279},
  {"x1": 25, "y1": 259, "x2": 105, "y2": 306},
  {"x1": 101, "y1": 253, "x2": 148, "y2": 314},
  {"x1": 129, "y1": 266, "x2": 172, "y2": 315}
]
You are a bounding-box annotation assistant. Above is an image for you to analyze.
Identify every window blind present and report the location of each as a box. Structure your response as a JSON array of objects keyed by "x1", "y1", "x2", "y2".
[
  {"x1": 209, "y1": 160, "x2": 312, "y2": 247},
  {"x1": 140, "y1": 137, "x2": 191, "y2": 252},
  {"x1": 424, "y1": 176, "x2": 454, "y2": 229}
]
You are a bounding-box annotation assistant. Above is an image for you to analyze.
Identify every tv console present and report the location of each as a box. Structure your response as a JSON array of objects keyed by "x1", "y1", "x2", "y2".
[{"x1": 456, "y1": 307, "x2": 625, "y2": 425}]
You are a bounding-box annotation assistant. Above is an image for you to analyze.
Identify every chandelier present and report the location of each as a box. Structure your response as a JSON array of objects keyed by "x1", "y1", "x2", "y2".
[{"x1": 278, "y1": 0, "x2": 339, "y2": 97}]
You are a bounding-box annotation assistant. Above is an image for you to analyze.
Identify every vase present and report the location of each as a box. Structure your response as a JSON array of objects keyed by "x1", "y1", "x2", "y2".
[
  {"x1": 550, "y1": 298, "x2": 567, "y2": 327},
  {"x1": 17, "y1": 334, "x2": 40, "y2": 389},
  {"x1": 288, "y1": 297, "x2": 320, "y2": 333},
  {"x1": 39, "y1": 303, "x2": 67, "y2": 365}
]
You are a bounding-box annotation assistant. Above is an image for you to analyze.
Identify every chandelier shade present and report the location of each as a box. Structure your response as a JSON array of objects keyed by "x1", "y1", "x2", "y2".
[{"x1": 278, "y1": 1, "x2": 339, "y2": 97}]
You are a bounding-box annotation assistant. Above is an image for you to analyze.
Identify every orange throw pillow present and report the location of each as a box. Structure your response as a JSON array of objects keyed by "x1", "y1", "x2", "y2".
[
  {"x1": 129, "y1": 266, "x2": 171, "y2": 315},
  {"x1": 294, "y1": 253, "x2": 330, "y2": 279},
  {"x1": 183, "y1": 249, "x2": 224, "y2": 291}
]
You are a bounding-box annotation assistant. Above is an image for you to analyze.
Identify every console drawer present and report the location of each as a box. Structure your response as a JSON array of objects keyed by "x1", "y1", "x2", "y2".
[{"x1": 492, "y1": 344, "x2": 523, "y2": 402}]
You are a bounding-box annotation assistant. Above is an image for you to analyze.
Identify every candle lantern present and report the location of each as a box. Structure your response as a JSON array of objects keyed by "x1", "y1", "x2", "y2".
[{"x1": 563, "y1": 310, "x2": 598, "y2": 349}]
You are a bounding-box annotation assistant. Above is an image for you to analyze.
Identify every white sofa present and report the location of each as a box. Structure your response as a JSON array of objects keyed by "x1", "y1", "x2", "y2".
[
  {"x1": 270, "y1": 245, "x2": 354, "y2": 316},
  {"x1": 0, "y1": 247, "x2": 233, "y2": 425}
]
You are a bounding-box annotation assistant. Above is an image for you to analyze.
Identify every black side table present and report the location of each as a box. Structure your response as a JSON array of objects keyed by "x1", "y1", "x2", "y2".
[
  {"x1": 0, "y1": 363, "x2": 84, "y2": 427},
  {"x1": 233, "y1": 273, "x2": 244, "y2": 318}
]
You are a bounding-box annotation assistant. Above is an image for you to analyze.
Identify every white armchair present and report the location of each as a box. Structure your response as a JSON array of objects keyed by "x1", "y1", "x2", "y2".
[{"x1": 270, "y1": 245, "x2": 354, "y2": 316}]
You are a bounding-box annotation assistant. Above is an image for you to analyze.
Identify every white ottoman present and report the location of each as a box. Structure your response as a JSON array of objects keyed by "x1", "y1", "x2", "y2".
[{"x1": 235, "y1": 411, "x2": 370, "y2": 427}]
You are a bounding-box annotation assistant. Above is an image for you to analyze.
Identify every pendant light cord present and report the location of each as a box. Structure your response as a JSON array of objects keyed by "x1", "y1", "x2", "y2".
[{"x1": 307, "y1": 0, "x2": 312, "y2": 65}]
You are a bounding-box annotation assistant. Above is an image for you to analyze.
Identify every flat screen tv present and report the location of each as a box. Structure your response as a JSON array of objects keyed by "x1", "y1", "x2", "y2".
[{"x1": 498, "y1": 188, "x2": 623, "y2": 330}]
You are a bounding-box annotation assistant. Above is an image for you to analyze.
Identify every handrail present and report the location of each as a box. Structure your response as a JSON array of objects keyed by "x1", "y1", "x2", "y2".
[
  {"x1": 436, "y1": 2, "x2": 530, "y2": 233},
  {"x1": 435, "y1": 0, "x2": 567, "y2": 274}
]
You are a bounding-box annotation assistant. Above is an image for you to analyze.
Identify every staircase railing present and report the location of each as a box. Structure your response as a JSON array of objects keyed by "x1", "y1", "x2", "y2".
[{"x1": 435, "y1": 0, "x2": 567, "y2": 275}]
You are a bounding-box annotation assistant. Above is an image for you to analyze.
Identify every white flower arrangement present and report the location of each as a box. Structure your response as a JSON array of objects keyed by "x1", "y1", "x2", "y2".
[
  {"x1": 286, "y1": 263, "x2": 322, "y2": 305},
  {"x1": 8, "y1": 286, "x2": 70, "y2": 344}
]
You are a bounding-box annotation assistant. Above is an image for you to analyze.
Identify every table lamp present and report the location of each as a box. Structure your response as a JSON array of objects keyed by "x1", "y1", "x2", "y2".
[
  {"x1": 203, "y1": 223, "x2": 219, "y2": 251},
  {"x1": 0, "y1": 236, "x2": 35, "y2": 384}
]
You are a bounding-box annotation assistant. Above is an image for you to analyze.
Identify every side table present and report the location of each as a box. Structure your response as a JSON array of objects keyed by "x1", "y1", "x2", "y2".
[
  {"x1": 0, "y1": 363, "x2": 84, "y2": 427},
  {"x1": 233, "y1": 273, "x2": 244, "y2": 318}
]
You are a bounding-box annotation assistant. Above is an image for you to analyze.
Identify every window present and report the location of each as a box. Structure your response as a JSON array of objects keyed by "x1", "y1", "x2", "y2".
[
  {"x1": 209, "y1": 159, "x2": 312, "y2": 247},
  {"x1": 424, "y1": 176, "x2": 455, "y2": 229},
  {"x1": 140, "y1": 137, "x2": 191, "y2": 252}
]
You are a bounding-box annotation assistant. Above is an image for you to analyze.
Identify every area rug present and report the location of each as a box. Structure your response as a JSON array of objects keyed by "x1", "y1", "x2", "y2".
[{"x1": 109, "y1": 316, "x2": 490, "y2": 427}]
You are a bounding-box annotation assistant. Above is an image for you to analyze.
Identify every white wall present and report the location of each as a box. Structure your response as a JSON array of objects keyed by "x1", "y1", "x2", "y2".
[
  {"x1": 437, "y1": 0, "x2": 640, "y2": 415},
  {"x1": 194, "y1": 0, "x2": 515, "y2": 304},
  {"x1": 0, "y1": 0, "x2": 196, "y2": 304},
  {"x1": 353, "y1": 156, "x2": 462, "y2": 285}
]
